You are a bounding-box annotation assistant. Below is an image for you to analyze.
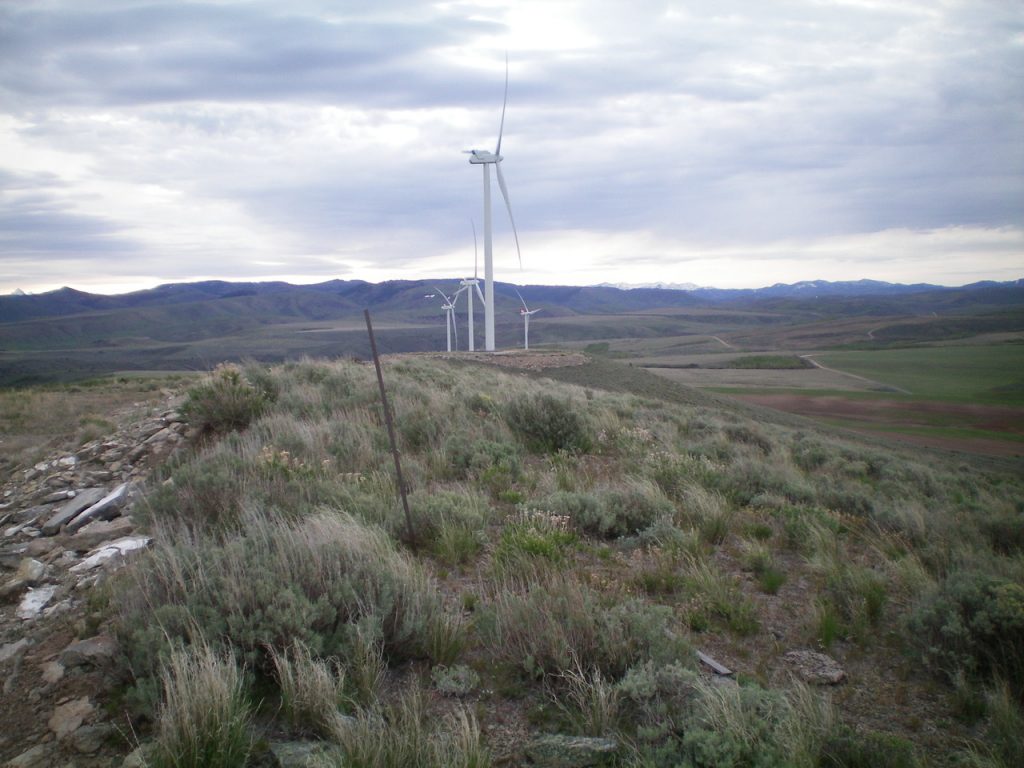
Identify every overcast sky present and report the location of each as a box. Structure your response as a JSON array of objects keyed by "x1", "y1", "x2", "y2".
[{"x1": 1, "y1": 0, "x2": 1021, "y2": 295}]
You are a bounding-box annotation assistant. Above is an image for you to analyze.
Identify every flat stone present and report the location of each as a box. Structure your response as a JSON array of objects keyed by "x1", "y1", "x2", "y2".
[
  {"x1": 40, "y1": 660, "x2": 65, "y2": 684},
  {"x1": 268, "y1": 741, "x2": 339, "y2": 767},
  {"x1": 783, "y1": 650, "x2": 847, "y2": 685},
  {"x1": 39, "y1": 491, "x2": 74, "y2": 505},
  {"x1": 65, "y1": 516, "x2": 136, "y2": 552},
  {"x1": 525, "y1": 735, "x2": 620, "y2": 767},
  {"x1": 0, "y1": 559, "x2": 46, "y2": 602},
  {"x1": 71, "y1": 723, "x2": 114, "y2": 754},
  {"x1": 16, "y1": 558, "x2": 45, "y2": 583},
  {"x1": 69, "y1": 535, "x2": 151, "y2": 573},
  {"x1": 41, "y1": 489, "x2": 107, "y2": 536},
  {"x1": 0, "y1": 637, "x2": 30, "y2": 664},
  {"x1": 65, "y1": 484, "x2": 130, "y2": 533},
  {"x1": 0, "y1": 545, "x2": 29, "y2": 569},
  {"x1": 5, "y1": 744, "x2": 54, "y2": 768},
  {"x1": 24, "y1": 538, "x2": 61, "y2": 557},
  {"x1": 61, "y1": 635, "x2": 118, "y2": 668},
  {"x1": 121, "y1": 744, "x2": 157, "y2": 768},
  {"x1": 14, "y1": 505, "x2": 51, "y2": 524},
  {"x1": 17, "y1": 585, "x2": 58, "y2": 620},
  {"x1": 48, "y1": 696, "x2": 94, "y2": 739}
]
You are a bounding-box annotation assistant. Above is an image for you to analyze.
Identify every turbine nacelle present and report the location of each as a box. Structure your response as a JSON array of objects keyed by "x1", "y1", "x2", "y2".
[{"x1": 467, "y1": 149, "x2": 503, "y2": 165}]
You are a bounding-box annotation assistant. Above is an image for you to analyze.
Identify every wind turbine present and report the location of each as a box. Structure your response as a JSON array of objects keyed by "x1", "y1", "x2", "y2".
[
  {"x1": 430, "y1": 286, "x2": 464, "y2": 352},
  {"x1": 465, "y1": 56, "x2": 521, "y2": 352},
  {"x1": 460, "y1": 221, "x2": 487, "y2": 351},
  {"x1": 513, "y1": 287, "x2": 541, "y2": 350}
]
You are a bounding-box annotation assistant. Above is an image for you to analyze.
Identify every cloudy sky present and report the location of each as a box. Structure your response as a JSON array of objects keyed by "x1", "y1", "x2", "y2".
[{"x1": 1, "y1": 0, "x2": 1021, "y2": 295}]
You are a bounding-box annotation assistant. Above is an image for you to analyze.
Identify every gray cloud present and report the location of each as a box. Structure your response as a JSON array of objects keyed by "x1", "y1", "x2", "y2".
[{"x1": 0, "y1": 0, "x2": 1020, "y2": 293}]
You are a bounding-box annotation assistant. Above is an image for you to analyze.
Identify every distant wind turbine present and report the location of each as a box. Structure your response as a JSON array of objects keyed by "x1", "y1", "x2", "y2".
[
  {"x1": 460, "y1": 221, "x2": 486, "y2": 351},
  {"x1": 430, "y1": 286, "x2": 464, "y2": 352},
  {"x1": 513, "y1": 287, "x2": 541, "y2": 350},
  {"x1": 464, "y1": 56, "x2": 521, "y2": 352}
]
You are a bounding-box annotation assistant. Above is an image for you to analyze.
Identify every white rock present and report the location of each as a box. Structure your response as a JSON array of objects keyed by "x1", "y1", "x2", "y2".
[
  {"x1": 17, "y1": 585, "x2": 58, "y2": 619},
  {"x1": 69, "y1": 536, "x2": 151, "y2": 573}
]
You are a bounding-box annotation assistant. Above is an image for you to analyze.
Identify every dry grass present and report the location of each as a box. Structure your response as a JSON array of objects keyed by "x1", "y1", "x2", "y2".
[{"x1": 151, "y1": 640, "x2": 252, "y2": 768}]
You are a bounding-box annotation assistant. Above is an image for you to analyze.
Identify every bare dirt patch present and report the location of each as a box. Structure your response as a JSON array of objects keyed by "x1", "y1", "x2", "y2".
[{"x1": 731, "y1": 393, "x2": 1024, "y2": 456}]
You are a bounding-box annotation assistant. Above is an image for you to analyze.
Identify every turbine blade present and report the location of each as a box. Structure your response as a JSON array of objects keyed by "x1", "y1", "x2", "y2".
[
  {"x1": 495, "y1": 53, "x2": 509, "y2": 156},
  {"x1": 452, "y1": 310, "x2": 459, "y2": 348},
  {"x1": 431, "y1": 285, "x2": 452, "y2": 305},
  {"x1": 475, "y1": 282, "x2": 486, "y2": 307},
  {"x1": 513, "y1": 286, "x2": 528, "y2": 311},
  {"x1": 495, "y1": 163, "x2": 522, "y2": 269}
]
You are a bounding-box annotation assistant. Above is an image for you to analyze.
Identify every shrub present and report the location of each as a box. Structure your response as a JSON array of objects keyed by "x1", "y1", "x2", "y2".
[
  {"x1": 483, "y1": 577, "x2": 689, "y2": 680},
  {"x1": 151, "y1": 641, "x2": 253, "y2": 768},
  {"x1": 681, "y1": 680, "x2": 793, "y2": 768},
  {"x1": 552, "y1": 660, "x2": 621, "y2": 737},
  {"x1": 504, "y1": 393, "x2": 593, "y2": 454},
  {"x1": 408, "y1": 488, "x2": 490, "y2": 544},
  {"x1": 907, "y1": 571, "x2": 1024, "y2": 696},
  {"x1": 432, "y1": 664, "x2": 480, "y2": 697},
  {"x1": 819, "y1": 727, "x2": 918, "y2": 768},
  {"x1": 118, "y1": 508, "x2": 458, "y2": 711},
  {"x1": 492, "y1": 508, "x2": 577, "y2": 578},
  {"x1": 542, "y1": 483, "x2": 673, "y2": 539},
  {"x1": 270, "y1": 640, "x2": 351, "y2": 739},
  {"x1": 182, "y1": 363, "x2": 271, "y2": 434},
  {"x1": 337, "y1": 687, "x2": 490, "y2": 768}
]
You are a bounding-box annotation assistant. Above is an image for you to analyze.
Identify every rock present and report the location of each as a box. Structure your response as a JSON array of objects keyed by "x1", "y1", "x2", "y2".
[
  {"x1": 0, "y1": 545, "x2": 29, "y2": 569},
  {"x1": 783, "y1": 650, "x2": 846, "y2": 685},
  {"x1": 65, "y1": 484, "x2": 130, "y2": 533},
  {"x1": 524, "y1": 735, "x2": 620, "y2": 767},
  {"x1": 13, "y1": 505, "x2": 51, "y2": 524},
  {"x1": 48, "y1": 696, "x2": 94, "y2": 739},
  {"x1": 69, "y1": 536, "x2": 151, "y2": 573},
  {"x1": 40, "y1": 489, "x2": 107, "y2": 536},
  {"x1": 24, "y1": 538, "x2": 61, "y2": 558},
  {"x1": 61, "y1": 635, "x2": 118, "y2": 668},
  {"x1": 39, "y1": 491, "x2": 73, "y2": 505},
  {"x1": 4, "y1": 744, "x2": 53, "y2": 768},
  {"x1": 267, "y1": 741, "x2": 339, "y2": 767},
  {"x1": 40, "y1": 660, "x2": 65, "y2": 684},
  {"x1": 71, "y1": 723, "x2": 114, "y2": 754},
  {"x1": 17, "y1": 585, "x2": 58, "y2": 619},
  {"x1": 16, "y1": 558, "x2": 45, "y2": 582},
  {"x1": 58, "y1": 456, "x2": 78, "y2": 468},
  {"x1": 65, "y1": 516, "x2": 136, "y2": 552},
  {"x1": 0, "y1": 559, "x2": 46, "y2": 602},
  {"x1": 0, "y1": 638, "x2": 31, "y2": 664},
  {"x1": 122, "y1": 744, "x2": 157, "y2": 768}
]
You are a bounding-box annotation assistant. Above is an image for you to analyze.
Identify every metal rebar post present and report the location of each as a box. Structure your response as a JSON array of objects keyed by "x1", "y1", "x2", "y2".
[{"x1": 363, "y1": 309, "x2": 415, "y2": 544}]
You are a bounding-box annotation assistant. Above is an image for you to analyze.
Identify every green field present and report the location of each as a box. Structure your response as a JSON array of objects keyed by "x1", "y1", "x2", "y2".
[{"x1": 816, "y1": 343, "x2": 1024, "y2": 404}]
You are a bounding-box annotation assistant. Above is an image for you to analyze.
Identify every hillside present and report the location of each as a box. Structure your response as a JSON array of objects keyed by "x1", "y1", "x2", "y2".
[
  {"x1": 1, "y1": 355, "x2": 1021, "y2": 766},
  {"x1": 2, "y1": 278, "x2": 1023, "y2": 387}
]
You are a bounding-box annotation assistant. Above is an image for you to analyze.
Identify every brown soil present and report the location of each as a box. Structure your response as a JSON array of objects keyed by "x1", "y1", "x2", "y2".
[{"x1": 731, "y1": 394, "x2": 1024, "y2": 457}]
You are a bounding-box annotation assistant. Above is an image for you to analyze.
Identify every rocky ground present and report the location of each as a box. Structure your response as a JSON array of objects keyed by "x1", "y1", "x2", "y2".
[{"x1": 0, "y1": 395, "x2": 189, "y2": 767}]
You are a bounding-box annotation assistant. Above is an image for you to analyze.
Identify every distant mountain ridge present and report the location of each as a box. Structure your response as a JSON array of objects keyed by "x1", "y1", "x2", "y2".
[{"x1": 2, "y1": 276, "x2": 1022, "y2": 327}]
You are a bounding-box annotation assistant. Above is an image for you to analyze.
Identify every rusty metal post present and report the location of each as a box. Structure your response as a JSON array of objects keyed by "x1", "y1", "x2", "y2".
[{"x1": 364, "y1": 309, "x2": 415, "y2": 544}]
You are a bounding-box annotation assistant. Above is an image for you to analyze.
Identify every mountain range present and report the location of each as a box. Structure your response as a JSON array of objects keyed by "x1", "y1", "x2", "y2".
[{"x1": 5, "y1": 277, "x2": 1023, "y2": 325}]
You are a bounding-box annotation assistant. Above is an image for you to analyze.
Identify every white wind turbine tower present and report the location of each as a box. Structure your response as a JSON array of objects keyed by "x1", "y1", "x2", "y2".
[
  {"x1": 465, "y1": 56, "x2": 521, "y2": 352},
  {"x1": 460, "y1": 221, "x2": 487, "y2": 351},
  {"x1": 513, "y1": 287, "x2": 541, "y2": 350}
]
